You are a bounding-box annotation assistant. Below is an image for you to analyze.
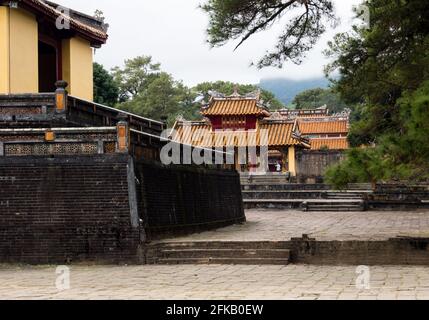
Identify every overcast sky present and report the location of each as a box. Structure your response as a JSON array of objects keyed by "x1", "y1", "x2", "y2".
[{"x1": 58, "y1": 0, "x2": 362, "y2": 86}]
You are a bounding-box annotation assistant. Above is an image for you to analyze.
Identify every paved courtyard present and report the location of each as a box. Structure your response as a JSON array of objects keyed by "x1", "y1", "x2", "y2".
[
  {"x1": 161, "y1": 209, "x2": 429, "y2": 242},
  {"x1": 2, "y1": 209, "x2": 429, "y2": 300},
  {"x1": 1, "y1": 264, "x2": 429, "y2": 300}
]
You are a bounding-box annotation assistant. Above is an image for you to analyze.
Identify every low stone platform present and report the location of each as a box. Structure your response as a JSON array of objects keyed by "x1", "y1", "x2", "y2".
[
  {"x1": 148, "y1": 209, "x2": 429, "y2": 266},
  {"x1": 160, "y1": 209, "x2": 429, "y2": 242}
]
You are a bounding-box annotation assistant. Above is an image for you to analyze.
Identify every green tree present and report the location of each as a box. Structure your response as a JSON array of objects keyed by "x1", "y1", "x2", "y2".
[
  {"x1": 292, "y1": 87, "x2": 347, "y2": 113},
  {"x1": 201, "y1": 0, "x2": 337, "y2": 68},
  {"x1": 193, "y1": 81, "x2": 283, "y2": 110},
  {"x1": 325, "y1": 0, "x2": 429, "y2": 185},
  {"x1": 325, "y1": 0, "x2": 429, "y2": 146},
  {"x1": 118, "y1": 72, "x2": 196, "y2": 125},
  {"x1": 93, "y1": 62, "x2": 119, "y2": 106},
  {"x1": 112, "y1": 56, "x2": 161, "y2": 102}
]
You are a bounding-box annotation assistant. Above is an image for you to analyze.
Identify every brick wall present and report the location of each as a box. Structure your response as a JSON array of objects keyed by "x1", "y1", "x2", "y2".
[
  {"x1": 0, "y1": 154, "x2": 245, "y2": 263},
  {"x1": 135, "y1": 160, "x2": 245, "y2": 240},
  {"x1": 0, "y1": 154, "x2": 142, "y2": 264}
]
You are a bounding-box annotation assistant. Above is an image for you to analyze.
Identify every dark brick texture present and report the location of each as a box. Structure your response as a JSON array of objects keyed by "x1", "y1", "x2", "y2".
[
  {"x1": 135, "y1": 160, "x2": 245, "y2": 240},
  {"x1": 0, "y1": 155, "x2": 245, "y2": 263},
  {"x1": 0, "y1": 154, "x2": 142, "y2": 264}
]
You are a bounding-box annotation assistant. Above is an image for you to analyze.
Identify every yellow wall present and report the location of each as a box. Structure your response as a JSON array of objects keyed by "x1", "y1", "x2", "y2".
[
  {"x1": 62, "y1": 37, "x2": 93, "y2": 101},
  {"x1": 288, "y1": 146, "x2": 296, "y2": 176},
  {"x1": 0, "y1": 7, "x2": 10, "y2": 94},
  {"x1": 0, "y1": 7, "x2": 38, "y2": 94},
  {"x1": 9, "y1": 8, "x2": 39, "y2": 93},
  {"x1": 1, "y1": 8, "x2": 94, "y2": 99}
]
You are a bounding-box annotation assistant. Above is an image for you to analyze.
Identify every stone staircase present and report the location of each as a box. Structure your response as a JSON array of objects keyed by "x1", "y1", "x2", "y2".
[
  {"x1": 240, "y1": 175, "x2": 371, "y2": 210},
  {"x1": 145, "y1": 241, "x2": 291, "y2": 265}
]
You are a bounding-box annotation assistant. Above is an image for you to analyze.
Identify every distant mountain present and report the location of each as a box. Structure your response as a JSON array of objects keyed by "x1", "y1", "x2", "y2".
[{"x1": 259, "y1": 77, "x2": 331, "y2": 106}]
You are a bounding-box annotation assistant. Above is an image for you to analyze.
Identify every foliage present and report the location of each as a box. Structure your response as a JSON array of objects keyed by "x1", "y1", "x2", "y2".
[
  {"x1": 93, "y1": 62, "x2": 119, "y2": 106},
  {"x1": 292, "y1": 87, "x2": 347, "y2": 113},
  {"x1": 323, "y1": 0, "x2": 429, "y2": 186},
  {"x1": 111, "y1": 56, "x2": 161, "y2": 102},
  {"x1": 201, "y1": 0, "x2": 337, "y2": 68},
  {"x1": 325, "y1": 0, "x2": 429, "y2": 146}
]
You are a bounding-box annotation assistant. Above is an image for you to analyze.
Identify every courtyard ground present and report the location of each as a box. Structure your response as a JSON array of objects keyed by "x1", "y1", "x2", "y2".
[
  {"x1": 2, "y1": 209, "x2": 429, "y2": 300},
  {"x1": 162, "y1": 209, "x2": 429, "y2": 242},
  {"x1": 1, "y1": 264, "x2": 429, "y2": 300}
]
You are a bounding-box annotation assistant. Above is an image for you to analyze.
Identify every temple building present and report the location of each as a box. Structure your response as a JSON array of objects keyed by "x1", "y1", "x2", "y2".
[
  {"x1": 171, "y1": 90, "x2": 351, "y2": 176},
  {"x1": 171, "y1": 90, "x2": 311, "y2": 175},
  {"x1": 0, "y1": 0, "x2": 108, "y2": 100},
  {"x1": 279, "y1": 106, "x2": 350, "y2": 151}
]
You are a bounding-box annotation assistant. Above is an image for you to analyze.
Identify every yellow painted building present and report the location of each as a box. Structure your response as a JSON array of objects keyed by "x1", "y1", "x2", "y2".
[{"x1": 0, "y1": 0, "x2": 108, "y2": 100}]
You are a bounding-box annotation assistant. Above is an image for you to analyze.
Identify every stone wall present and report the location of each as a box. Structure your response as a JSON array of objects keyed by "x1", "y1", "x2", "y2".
[
  {"x1": 289, "y1": 237, "x2": 429, "y2": 265},
  {"x1": 0, "y1": 154, "x2": 245, "y2": 263},
  {"x1": 0, "y1": 154, "x2": 142, "y2": 264},
  {"x1": 135, "y1": 160, "x2": 245, "y2": 240},
  {"x1": 296, "y1": 150, "x2": 345, "y2": 183}
]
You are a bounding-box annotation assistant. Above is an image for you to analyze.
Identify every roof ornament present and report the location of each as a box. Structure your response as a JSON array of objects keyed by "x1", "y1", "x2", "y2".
[
  {"x1": 268, "y1": 111, "x2": 282, "y2": 120},
  {"x1": 231, "y1": 85, "x2": 241, "y2": 98},
  {"x1": 332, "y1": 108, "x2": 352, "y2": 119},
  {"x1": 244, "y1": 89, "x2": 261, "y2": 100},
  {"x1": 175, "y1": 114, "x2": 185, "y2": 122},
  {"x1": 208, "y1": 90, "x2": 225, "y2": 99}
]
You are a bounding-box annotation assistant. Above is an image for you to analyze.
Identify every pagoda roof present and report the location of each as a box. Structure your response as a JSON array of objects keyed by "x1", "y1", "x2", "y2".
[{"x1": 201, "y1": 89, "x2": 270, "y2": 117}]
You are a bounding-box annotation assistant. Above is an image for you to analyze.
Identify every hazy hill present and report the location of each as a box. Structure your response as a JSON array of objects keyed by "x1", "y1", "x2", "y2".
[{"x1": 259, "y1": 77, "x2": 331, "y2": 106}]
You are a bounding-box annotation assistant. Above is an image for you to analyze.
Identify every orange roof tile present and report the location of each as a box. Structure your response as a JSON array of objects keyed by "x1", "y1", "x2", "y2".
[
  {"x1": 259, "y1": 121, "x2": 305, "y2": 146},
  {"x1": 171, "y1": 121, "x2": 309, "y2": 148},
  {"x1": 310, "y1": 138, "x2": 349, "y2": 150},
  {"x1": 171, "y1": 122, "x2": 212, "y2": 147},
  {"x1": 202, "y1": 98, "x2": 269, "y2": 116},
  {"x1": 299, "y1": 120, "x2": 348, "y2": 135}
]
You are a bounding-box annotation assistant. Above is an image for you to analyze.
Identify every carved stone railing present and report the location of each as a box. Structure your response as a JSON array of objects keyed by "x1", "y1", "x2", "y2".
[{"x1": 0, "y1": 127, "x2": 122, "y2": 157}]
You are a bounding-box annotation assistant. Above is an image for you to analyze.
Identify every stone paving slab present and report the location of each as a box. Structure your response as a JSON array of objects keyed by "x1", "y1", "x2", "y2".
[
  {"x1": 1, "y1": 264, "x2": 429, "y2": 300},
  {"x1": 159, "y1": 209, "x2": 429, "y2": 242}
]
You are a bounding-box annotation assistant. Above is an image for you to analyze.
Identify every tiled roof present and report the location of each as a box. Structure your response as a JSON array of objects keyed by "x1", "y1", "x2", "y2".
[
  {"x1": 310, "y1": 138, "x2": 349, "y2": 150},
  {"x1": 202, "y1": 98, "x2": 270, "y2": 116},
  {"x1": 259, "y1": 121, "x2": 309, "y2": 147},
  {"x1": 171, "y1": 121, "x2": 309, "y2": 148},
  {"x1": 299, "y1": 120, "x2": 349, "y2": 135},
  {"x1": 171, "y1": 122, "x2": 212, "y2": 147},
  {"x1": 22, "y1": 0, "x2": 108, "y2": 45}
]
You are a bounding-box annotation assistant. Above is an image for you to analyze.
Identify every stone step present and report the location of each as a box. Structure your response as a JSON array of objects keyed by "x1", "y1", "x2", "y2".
[
  {"x1": 302, "y1": 199, "x2": 366, "y2": 212},
  {"x1": 158, "y1": 248, "x2": 290, "y2": 259},
  {"x1": 156, "y1": 257, "x2": 290, "y2": 265},
  {"x1": 241, "y1": 183, "x2": 331, "y2": 191},
  {"x1": 305, "y1": 207, "x2": 364, "y2": 212},
  {"x1": 326, "y1": 193, "x2": 364, "y2": 199},
  {"x1": 242, "y1": 190, "x2": 328, "y2": 200},
  {"x1": 145, "y1": 241, "x2": 291, "y2": 265},
  {"x1": 148, "y1": 241, "x2": 290, "y2": 250}
]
